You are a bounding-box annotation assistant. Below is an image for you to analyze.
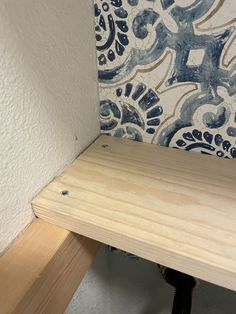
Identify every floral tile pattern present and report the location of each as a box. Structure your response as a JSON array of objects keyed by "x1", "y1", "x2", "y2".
[{"x1": 94, "y1": 0, "x2": 236, "y2": 158}]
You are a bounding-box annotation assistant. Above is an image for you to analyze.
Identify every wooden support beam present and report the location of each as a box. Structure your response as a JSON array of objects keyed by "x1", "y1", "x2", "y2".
[
  {"x1": 0, "y1": 219, "x2": 100, "y2": 314},
  {"x1": 33, "y1": 135, "x2": 236, "y2": 291}
]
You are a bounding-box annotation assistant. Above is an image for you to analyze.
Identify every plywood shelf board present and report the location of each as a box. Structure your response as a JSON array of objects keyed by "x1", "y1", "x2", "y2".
[{"x1": 32, "y1": 135, "x2": 236, "y2": 291}]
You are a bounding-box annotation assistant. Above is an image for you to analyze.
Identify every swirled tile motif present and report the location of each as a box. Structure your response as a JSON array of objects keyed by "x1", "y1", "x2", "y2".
[
  {"x1": 94, "y1": 0, "x2": 236, "y2": 158},
  {"x1": 100, "y1": 82, "x2": 164, "y2": 142}
]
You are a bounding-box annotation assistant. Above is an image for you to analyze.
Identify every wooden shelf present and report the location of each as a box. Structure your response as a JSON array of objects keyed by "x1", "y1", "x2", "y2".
[{"x1": 33, "y1": 135, "x2": 236, "y2": 291}]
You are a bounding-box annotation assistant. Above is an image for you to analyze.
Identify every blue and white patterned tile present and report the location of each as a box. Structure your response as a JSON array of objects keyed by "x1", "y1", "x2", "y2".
[
  {"x1": 94, "y1": 0, "x2": 236, "y2": 158},
  {"x1": 100, "y1": 79, "x2": 165, "y2": 142}
]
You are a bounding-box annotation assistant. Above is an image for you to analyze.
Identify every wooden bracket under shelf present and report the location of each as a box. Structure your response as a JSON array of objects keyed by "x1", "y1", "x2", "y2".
[{"x1": 0, "y1": 219, "x2": 100, "y2": 314}]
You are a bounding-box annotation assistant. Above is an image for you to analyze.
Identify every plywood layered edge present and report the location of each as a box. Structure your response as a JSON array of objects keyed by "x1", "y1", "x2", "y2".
[
  {"x1": 33, "y1": 135, "x2": 236, "y2": 291},
  {"x1": 0, "y1": 219, "x2": 100, "y2": 314}
]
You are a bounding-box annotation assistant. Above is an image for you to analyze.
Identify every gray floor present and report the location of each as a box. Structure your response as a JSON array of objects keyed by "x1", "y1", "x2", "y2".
[{"x1": 65, "y1": 246, "x2": 236, "y2": 314}]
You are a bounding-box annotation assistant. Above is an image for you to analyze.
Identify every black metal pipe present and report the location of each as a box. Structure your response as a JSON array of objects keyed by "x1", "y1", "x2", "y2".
[{"x1": 160, "y1": 267, "x2": 197, "y2": 314}]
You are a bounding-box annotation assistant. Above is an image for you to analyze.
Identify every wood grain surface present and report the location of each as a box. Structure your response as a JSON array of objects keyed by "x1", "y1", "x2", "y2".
[
  {"x1": 33, "y1": 135, "x2": 236, "y2": 291},
  {"x1": 0, "y1": 219, "x2": 100, "y2": 314}
]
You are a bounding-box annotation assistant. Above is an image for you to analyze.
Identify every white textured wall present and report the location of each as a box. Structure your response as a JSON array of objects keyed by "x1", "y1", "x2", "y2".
[{"x1": 0, "y1": 0, "x2": 100, "y2": 253}]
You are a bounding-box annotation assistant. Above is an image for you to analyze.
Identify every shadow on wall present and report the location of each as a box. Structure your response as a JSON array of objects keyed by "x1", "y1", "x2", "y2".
[
  {"x1": 65, "y1": 246, "x2": 173, "y2": 314},
  {"x1": 0, "y1": 0, "x2": 99, "y2": 252},
  {"x1": 66, "y1": 246, "x2": 236, "y2": 314}
]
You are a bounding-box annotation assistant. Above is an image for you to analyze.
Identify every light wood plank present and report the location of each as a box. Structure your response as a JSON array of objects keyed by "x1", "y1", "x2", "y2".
[
  {"x1": 33, "y1": 135, "x2": 236, "y2": 291},
  {"x1": 0, "y1": 219, "x2": 100, "y2": 314}
]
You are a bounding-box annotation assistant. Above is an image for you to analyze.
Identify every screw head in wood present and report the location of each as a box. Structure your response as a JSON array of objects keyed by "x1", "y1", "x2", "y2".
[{"x1": 60, "y1": 190, "x2": 69, "y2": 196}]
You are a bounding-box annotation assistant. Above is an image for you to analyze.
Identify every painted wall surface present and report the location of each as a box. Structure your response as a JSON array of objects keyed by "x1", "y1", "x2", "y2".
[
  {"x1": 95, "y1": 0, "x2": 236, "y2": 158},
  {"x1": 66, "y1": 246, "x2": 236, "y2": 314},
  {"x1": 0, "y1": 0, "x2": 100, "y2": 253}
]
